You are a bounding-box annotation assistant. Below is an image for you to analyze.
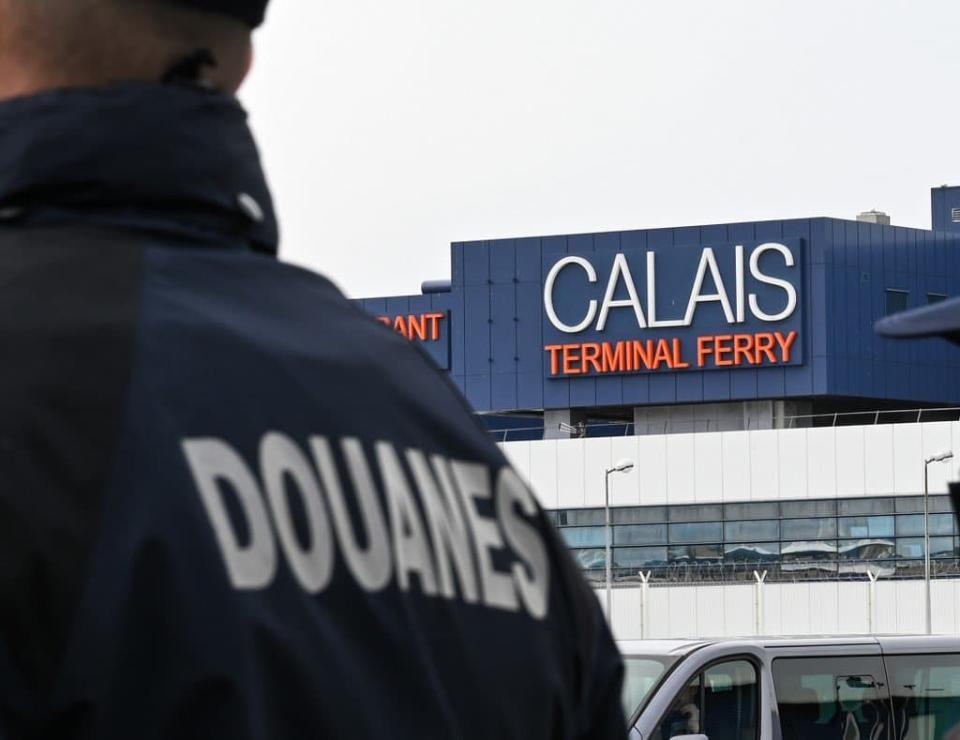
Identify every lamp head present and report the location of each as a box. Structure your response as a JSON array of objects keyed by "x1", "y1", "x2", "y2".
[
  {"x1": 610, "y1": 459, "x2": 635, "y2": 474},
  {"x1": 926, "y1": 451, "x2": 954, "y2": 464}
]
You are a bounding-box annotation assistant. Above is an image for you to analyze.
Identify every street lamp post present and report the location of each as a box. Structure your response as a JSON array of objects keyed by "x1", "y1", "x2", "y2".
[
  {"x1": 604, "y1": 459, "x2": 635, "y2": 619},
  {"x1": 923, "y1": 451, "x2": 953, "y2": 634}
]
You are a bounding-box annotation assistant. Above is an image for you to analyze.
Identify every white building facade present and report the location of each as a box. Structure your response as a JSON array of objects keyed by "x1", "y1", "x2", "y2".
[{"x1": 500, "y1": 420, "x2": 960, "y2": 640}]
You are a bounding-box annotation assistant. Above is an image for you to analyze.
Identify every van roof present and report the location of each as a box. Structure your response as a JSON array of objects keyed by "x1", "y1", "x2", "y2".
[{"x1": 618, "y1": 634, "x2": 959, "y2": 657}]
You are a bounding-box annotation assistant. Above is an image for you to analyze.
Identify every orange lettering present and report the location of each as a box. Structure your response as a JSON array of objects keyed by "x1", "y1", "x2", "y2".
[
  {"x1": 562, "y1": 345, "x2": 581, "y2": 375},
  {"x1": 734, "y1": 334, "x2": 754, "y2": 365},
  {"x1": 393, "y1": 315, "x2": 408, "y2": 339},
  {"x1": 376, "y1": 316, "x2": 392, "y2": 327},
  {"x1": 697, "y1": 336, "x2": 714, "y2": 367},
  {"x1": 774, "y1": 331, "x2": 797, "y2": 362},
  {"x1": 633, "y1": 340, "x2": 653, "y2": 370},
  {"x1": 652, "y1": 339, "x2": 673, "y2": 369},
  {"x1": 714, "y1": 335, "x2": 733, "y2": 366},
  {"x1": 755, "y1": 333, "x2": 777, "y2": 363},
  {"x1": 602, "y1": 342, "x2": 627, "y2": 373},
  {"x1": 407, "y1": 314, "x2": 427, "y2": 341},
  {"x1": 545, "y1": 345, "x2": 563, "y2": 376},
  {"x1": 582, "y1": 343, "x2": 602, "y2": 374},
  {"x1": 672, "y1": 338, "x2": 690, "y2": 369}
]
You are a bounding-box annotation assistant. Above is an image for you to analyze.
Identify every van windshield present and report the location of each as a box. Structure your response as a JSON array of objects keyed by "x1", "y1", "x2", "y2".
[{"x1": 622, "y1": 655, "x2": 679, "y2": 722}]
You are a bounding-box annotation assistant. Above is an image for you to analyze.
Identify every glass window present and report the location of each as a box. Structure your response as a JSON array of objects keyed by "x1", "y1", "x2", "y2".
[
  {"x1": 838, "y1": 497, "x2": 894, "y2": 516},
  {"x1": 669, "y1": 522, "x2": 723, "y2": 544},
  {"x1": 839, "y1": 538, "x2": 895, "y2": 560},
  {"x1": 558, "y1": 508, "x2": 604, "y2": 526},
  {"x1": 668, "y1": 544, "x2": 723, "y2": 562},
  {"x1": 615, "y1": 546, "x2": 668, "y2": 568},
  {"x1": 898, "y1": 514, "x2": 926, "y2": 537},
  {"x1": 896, "y1": 496, "x2": 926, "y2": 514},
  {"x1": 931, "y1": 513, "x2": 956, "y2": 536},
  {"x1": 725, "y1": 501, "x2": 779, "y2": 520},
  {"x1": 781, "y1": 500, "x2": 837, "y2": 518},
  {"x1": 782, "y1": 517, "x2": 838, "y2": 540},
  {"x1": 614, "y1": 524, "x2": 667, "y2": 546},
  {"x1": 725, "y1": 519, "x2": 780, "y2": 542},
  {"x1": 899, "y1": 514, "x2": 957, "y2": 537},
  {"x1": 559, "y1": 526, "x2": 605, "y2": 548},
  {"x1": 781, "y1": 540, "x2": 838, "y2": 562},
  {"x1": 621, "y1": 656, "x2": 677, "y2": 724},
  {"x1": 774, "y1": 656, "x2": 890, "y2": 740},
  {"x1": 896, "y1": 537, "x2": 957, "y2": 560},
  {"x1": 670, "y1": 504, "x2": 724, "y2": 523},
  {"x1": 652, "y1": 660, "x2": 758, "y2": 740},
  {"x1": 885, "y1": 653, "x2": 960, "y2": 740},
  {"x1": 543, "y1": 510, "x2": 559, "y2": 526},
  {"x1": 886, "y1": 288, "x2": 909, "y2": 315},
  {"x1": 931, "y1": 496, "x2": 954, "y2": 514},
  {"x1": 897, "y1": 538, "x2": 925, "y2": 559},
  {"x1": 725, "y1": 542, "x2": 780, "y2": 562},
  {"x1": 838, "y1": 516, "x2": 895, "y2": 538},
  {"x1": 612, "y1": 506, "x2": 666, "y2": 525},
  {"x1": 932, "y1": 536, "x2": 956, "y2": 559},
  {"x1": 928, "y1": 292, "x2": 948, "y2": 305}
]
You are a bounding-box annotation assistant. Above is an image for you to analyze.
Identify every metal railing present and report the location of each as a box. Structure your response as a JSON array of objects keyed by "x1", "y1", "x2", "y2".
[
  {"x1": 579, "y1": 558, "x2": 960, "y2": 588},
  {"x1": 487, "y1": 406, "x2": 960, "y2": 442}
]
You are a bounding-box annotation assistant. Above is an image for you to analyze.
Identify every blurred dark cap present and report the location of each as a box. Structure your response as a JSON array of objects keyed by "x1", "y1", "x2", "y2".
[
  {"x1": 874, "y1": 296, "x2": 960, "y2": 346},
  {"x1": 165, "y1": 0, "x2": 270, "y2": 27}
]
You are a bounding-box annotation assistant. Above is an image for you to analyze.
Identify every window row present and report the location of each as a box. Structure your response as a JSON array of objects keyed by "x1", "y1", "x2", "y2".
[
  {"x1": 558, "y1": 513, "x2": 958, "y2": 548},
  {"x1": 548, "y1": 494, "x2": 953, "y2": 527},
  {"x1": 571, "y1": 536, "x2": 960, "y2": 570}
]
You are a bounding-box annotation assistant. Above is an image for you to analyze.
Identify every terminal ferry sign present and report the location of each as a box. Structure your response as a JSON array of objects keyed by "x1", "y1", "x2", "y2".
[{"x1": 541, "y1": 240, "x2": 803, "y2": 377}]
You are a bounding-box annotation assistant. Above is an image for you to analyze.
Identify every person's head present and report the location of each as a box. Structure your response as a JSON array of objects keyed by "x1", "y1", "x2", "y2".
[{"x1": 0, "y1": 0, "x2": 257, "y2": 100}]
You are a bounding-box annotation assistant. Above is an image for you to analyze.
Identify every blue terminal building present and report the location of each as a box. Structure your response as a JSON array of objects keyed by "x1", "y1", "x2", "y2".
[{"x1": 356, "y1": 186, "x2": 960, "y2": 638}]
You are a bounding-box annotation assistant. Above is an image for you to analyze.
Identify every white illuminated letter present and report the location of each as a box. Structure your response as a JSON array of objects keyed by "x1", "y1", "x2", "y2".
[
  {"x1": 543, "y1": 256, "x2": 598, "y2": 333},
  {"x1": 182, "y1": 438, "x2": 277, "y2": 590},
  {"x1": 735, "y1": 245, "x2": 746, "y2": 323},
  {"x1": 748, "y1": 243, "x2": 798, "y2": 321},
  {"x1": 597, "y1": 253, "x2": 647, "y2": 331},
  {"x1": 683, "y1": 247, "x2": 735, "y2": 325},
  {"x1": 646, "y1": 251, "x2": 685, "y2": 328}
]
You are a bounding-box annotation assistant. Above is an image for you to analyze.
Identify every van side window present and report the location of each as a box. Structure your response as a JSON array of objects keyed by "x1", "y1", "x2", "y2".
[
  {"x1": 773, "y1": 656, "x2": 890, "y2": 740},
  {"x1": 652, "y1": 660, "x2": 758, "y2": 740},
  {"x1": 885, "y1": 653, "x2": 960, "y2": 739}
]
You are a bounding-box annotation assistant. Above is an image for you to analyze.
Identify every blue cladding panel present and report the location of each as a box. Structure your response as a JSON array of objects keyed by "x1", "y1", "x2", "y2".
[
  {"x1": 490, "y1": 239, "x2": 516, "y2": 283},
  {"x1": 491, "y1": 373, "x2": 517, "y2": 412},
  {"x1": 516, "y1": 238, "x2": 541, "y2": 282},
  {"x1": 570, "y1": 378, "x2": 597, "y2": 407},
  {"x1": 463, "y1": 285, "x2": 490, "y2": 374},
  {"x1": 595, "y1": 375, "x2": 622, "y2": 406},
  {"x1": 490, "y1": 283, "x2": 517, "y2": 371},
  {"x1": 466, "y1": 375, "x2": 491, "y2": 412},
  {"x1": 359, "y1": 215, "x2": 960, "y2": 414},
  {"x1": 463, "y1": 242, "x2": 489, "y2": 286},
  {"x1": 703, "y1": 370, "x2": 731, "y2": 400}
]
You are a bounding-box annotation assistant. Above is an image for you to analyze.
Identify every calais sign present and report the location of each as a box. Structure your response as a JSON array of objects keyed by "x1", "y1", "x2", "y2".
[{"x1": 541, "y1": 240, "x2": 803, "y2": 378}]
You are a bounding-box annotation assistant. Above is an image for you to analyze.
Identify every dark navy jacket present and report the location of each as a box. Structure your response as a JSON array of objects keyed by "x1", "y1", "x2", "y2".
[{"x1": 0, "y1": 83, "x2": 625, "y2": 739}]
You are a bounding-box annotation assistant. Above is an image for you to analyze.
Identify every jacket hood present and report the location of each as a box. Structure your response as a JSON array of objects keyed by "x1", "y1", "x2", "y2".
[{"x1": 0, "y1": 83, "x2": 279, "y2": 256}]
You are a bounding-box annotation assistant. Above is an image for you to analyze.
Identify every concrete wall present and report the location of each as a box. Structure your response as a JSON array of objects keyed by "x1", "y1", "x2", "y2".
[{"x1": 499, "y1": 420, "x2": 960, "y2": 509}]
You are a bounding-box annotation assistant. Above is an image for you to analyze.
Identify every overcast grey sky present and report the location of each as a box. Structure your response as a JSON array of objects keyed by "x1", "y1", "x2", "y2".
[{"x1": 242, "y1": 0, "x2": 960, "y2": 299}]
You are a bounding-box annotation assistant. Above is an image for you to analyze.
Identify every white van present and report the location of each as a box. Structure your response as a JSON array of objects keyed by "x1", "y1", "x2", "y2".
[{"x1": 620, "y1": 635, "x2": 960, "y2": 739}]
